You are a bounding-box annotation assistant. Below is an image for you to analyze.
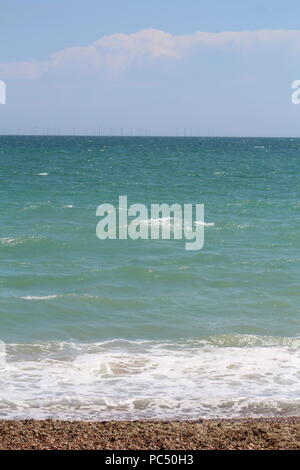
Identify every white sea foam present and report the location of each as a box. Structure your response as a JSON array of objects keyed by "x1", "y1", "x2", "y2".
[
  {"x1": 18, "y1": 293, "x2": 100, "y2": 301},
  {"x1": 38, "y1": 172, "x2": 48, "y2": 176},
  {"x1": 125, "y1": 217, "x2": 214, "y2": 228},
  {"x1": 195, "y1": 221, "x2": 215, "y2": 227},
  {"x1": 20, "y1": 295, "x2": 59, "y2": 300},
  {"x1": 0, "y1": 236, "x2": 44, "y2": 247},
  {"x1": 0, "y1": 336, "x2": 299, "y2": 420},
  {"x1": 0, "y1": 237, "x2": 17, "y2": 246}
]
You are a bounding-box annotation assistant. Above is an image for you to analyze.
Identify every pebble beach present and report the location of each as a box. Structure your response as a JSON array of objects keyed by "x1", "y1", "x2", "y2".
[{"x1": 0, "y1": 418, "x2": 299, "y2": 450}]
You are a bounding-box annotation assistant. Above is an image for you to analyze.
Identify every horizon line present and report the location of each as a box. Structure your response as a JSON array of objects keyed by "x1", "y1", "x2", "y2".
[{"x1": 0, "y1": 134, "x2": 299, "y2": 139}]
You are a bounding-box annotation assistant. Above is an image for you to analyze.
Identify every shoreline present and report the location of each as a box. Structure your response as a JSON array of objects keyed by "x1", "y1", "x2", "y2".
[{"x1": 0, "y1": 417, "x2": 299, "y2": 450}]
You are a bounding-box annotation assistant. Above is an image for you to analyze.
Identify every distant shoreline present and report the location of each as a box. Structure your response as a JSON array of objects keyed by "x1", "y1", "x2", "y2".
[{"x1": 0, "y1": 418, "x2": 299, "y2": 450}]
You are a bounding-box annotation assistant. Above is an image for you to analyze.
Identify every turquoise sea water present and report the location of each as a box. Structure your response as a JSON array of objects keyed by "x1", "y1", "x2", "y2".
[{"x1": 0, "y1": 136, "x2": 299, "y2": 420}]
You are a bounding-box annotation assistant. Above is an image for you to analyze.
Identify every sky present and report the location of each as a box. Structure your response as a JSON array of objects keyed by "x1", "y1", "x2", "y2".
[{"x1": 1, "y1": 0, "x2": 300, "y2": 136}]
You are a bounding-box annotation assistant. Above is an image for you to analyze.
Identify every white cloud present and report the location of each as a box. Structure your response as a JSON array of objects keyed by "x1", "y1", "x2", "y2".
[
  {"x1": 1, "y1": 29, "x2": 300, "y2": 79},
  {"x1": 94, "y1": 29, "x2": 180, "y2": 59},
  {"x1": 0, "y1": 60, "x2": 50, "y2": 79}
]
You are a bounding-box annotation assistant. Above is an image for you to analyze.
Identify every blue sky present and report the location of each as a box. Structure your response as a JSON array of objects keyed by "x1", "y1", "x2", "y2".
[{"x1": 1, "y1": 0, "x2": 300, "y2": 136}]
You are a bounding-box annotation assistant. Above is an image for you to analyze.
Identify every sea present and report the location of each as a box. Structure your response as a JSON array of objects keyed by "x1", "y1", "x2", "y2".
[{"x1": 0, "y1": 135, "x2": 299, "y2": 421}]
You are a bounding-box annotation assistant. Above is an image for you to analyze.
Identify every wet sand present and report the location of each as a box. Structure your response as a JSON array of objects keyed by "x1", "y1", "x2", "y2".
[{"x1": 0, "y1": 418, "x2": 299, "y2": 450}]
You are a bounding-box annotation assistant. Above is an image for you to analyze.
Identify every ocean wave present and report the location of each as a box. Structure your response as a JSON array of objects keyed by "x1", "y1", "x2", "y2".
[
  {"x1": 0, "y1": 236, "x2": 45, "y2": 247},
  {"x1": 120, "y1": 217, "x2": 215, "y2": 229},
  {"x1": 195, "y1": 221, "x2": 215, "y2": 227},
  {"x1": 0, "y1": 397, "x2": 299, "y2": 421},
  {"x1": 0, "y1": 336, "x2": 299, "y2": 420},
  {"x1": 0, "y1": 238, "x2": 17, "y2": 246},
  {"x1": 18, "y1": 293, "x2": 109, "y2": 301},
  {"x1": 20, "y1": 295, "x2": 59, "y2": 301}
]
